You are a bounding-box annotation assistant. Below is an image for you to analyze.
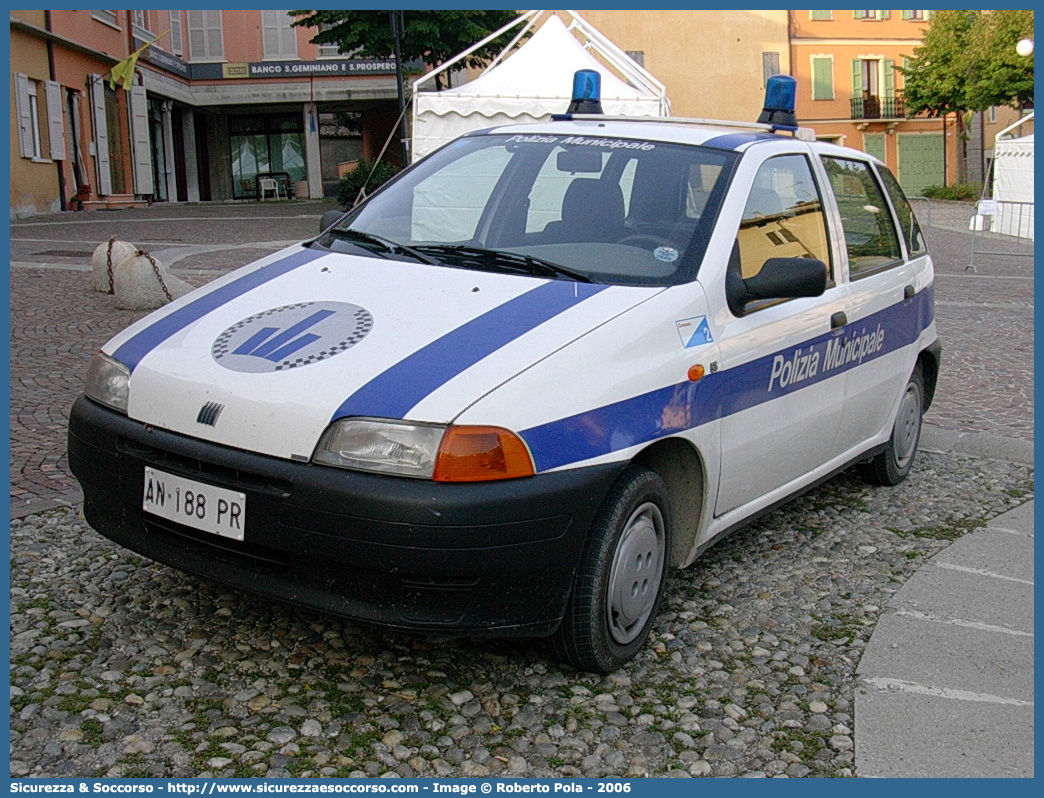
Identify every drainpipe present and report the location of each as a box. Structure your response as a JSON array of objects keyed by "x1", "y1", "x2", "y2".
[{"x1": 44, "y1": 11, "x2": 68, "y2": 211}]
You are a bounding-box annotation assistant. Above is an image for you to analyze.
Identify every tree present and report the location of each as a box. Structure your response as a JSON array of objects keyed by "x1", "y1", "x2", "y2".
[
  {"x1": 902, "y1": 9, "x2": 1035, "y2": 116},
  {"x1": 290, "y1": 10, "x2": 524, "y2": 90}
]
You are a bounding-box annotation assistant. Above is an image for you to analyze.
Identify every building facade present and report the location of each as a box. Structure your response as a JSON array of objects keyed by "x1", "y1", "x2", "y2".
[
  {"x1": 788, "y1": 9, "x2": 954, "y2": 195},
  {"x1": 10, "y1": 10, "x2": 405, "y2": 217}
]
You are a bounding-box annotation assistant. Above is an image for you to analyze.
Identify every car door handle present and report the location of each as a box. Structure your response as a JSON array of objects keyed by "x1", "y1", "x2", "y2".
[{"x1": 831, "y1": 311, "x2": 847, "y2": 329}]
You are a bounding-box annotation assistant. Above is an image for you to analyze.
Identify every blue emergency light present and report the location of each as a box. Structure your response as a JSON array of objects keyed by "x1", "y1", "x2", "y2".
[
  {"x1": 757, "y1": 74, "x2": 798, "y2": 129},
  {"x1": 566, "y1": 69, "x2": 604, "y2": 114}
]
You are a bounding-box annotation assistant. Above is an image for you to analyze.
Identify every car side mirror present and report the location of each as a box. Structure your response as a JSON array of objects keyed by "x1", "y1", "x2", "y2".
[
  {"x1": 320, "y1": 209, "x2": 344, "y2": 235},
  {"x1": 727, "y1": 257, "x2": 828, "y2": 316}
]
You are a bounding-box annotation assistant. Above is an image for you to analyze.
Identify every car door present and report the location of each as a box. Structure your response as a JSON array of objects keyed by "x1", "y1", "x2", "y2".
[
  {"x1": 712, "y1": 150, "x2": 847, "y2": 516},
  {"x1": 815, "y1": 155, "x2": 925, "y2": 453}
]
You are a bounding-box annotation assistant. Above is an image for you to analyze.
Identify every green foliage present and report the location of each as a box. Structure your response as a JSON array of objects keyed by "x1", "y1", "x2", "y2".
[
  {"x1": 337, "y1": 159, "x2": 400, "y2": 209},
  {"x1": 291, "y1": 10, "x2": 525, "y2": 89},
  {"x1": 920, "y1": 183, "x2": 983, "y2": 201},
  {"x1": 902, "y1": 10, "x2": 1034, "y2": 116}
]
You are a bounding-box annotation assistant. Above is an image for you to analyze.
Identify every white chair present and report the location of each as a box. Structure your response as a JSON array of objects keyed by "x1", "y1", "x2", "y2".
[{"x1": 258, "y1": 177, "x2": 285, "y2": 200}]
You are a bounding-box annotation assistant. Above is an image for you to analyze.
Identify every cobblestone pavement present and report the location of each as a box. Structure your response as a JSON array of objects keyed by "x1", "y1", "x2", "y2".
[{"x1": 8, "y1": 200, "x2": 1034, "y2": 778}]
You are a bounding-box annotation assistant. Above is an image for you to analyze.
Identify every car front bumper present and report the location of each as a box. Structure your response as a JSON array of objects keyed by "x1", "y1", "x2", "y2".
[{"x1": 68, "y1": 396, "x2": 623, "y2": 637}]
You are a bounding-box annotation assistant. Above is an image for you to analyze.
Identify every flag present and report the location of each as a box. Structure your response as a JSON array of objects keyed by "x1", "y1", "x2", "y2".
[{"x1": 109, "y1": 30, "x2": 169, "y2": 90}]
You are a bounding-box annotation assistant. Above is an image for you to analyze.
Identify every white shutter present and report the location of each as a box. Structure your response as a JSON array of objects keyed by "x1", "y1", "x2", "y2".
[
  {"x1": 45, "y1": 81, "x2": 67, "y2": 161},
  {"x1": 15, "y1": 72, "x2": 34, "y2": 158},
  {"x1": 205, "y1": 10, "x2": 223, "y2": 59},
  {"x1": 261, "y1": 10, "x2": 279, "y2": 57},
  {"x1": 169, "y1": 11, "x2": 183, "y2": 56},
  {"x1": 188, "y1": 10, "x2": 206, "y2": 58},
  {"x1": 129, "y1": 85, "x2": 154, "y2": 195},
  {"x1": 89, "y1": 74, "x2": 112, "y2": 195},
  {"x1": 280, "y1": 12, "x2": 297, "y2": 57}
]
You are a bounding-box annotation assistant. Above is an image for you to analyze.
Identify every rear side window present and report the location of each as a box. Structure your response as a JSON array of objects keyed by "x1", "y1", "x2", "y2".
[
  {"x1": 877, "y1": 166, "x2": 927, "y2": 256},
  {"x1": 821, "y1": 157, "x2": 903, "y2": 277},
  {"x1": 734, "y1": 154, "x2": 832, "y2": 281}
]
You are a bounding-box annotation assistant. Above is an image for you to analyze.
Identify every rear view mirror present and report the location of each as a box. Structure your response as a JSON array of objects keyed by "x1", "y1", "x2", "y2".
[
  {"x1": 727, "y1": 257, "x2": 827, "y2": 316},
  {"x1": 320, "y1": 209, "x2": 344, "y2": 234},
  {"x1": 557, "y1": 149, "x2": 603, "y2": 174}
]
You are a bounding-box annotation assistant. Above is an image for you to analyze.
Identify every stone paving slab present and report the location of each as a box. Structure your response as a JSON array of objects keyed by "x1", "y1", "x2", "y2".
[
  {"x1": 857, "y1": 613, "x2": 1033, "y2": 699},
  {"x1": 932, "y1": 526, "x2": 1034, "y2": 582},
  {"x1": 854, "y1": 692, "x2": 1033, "y2": 778}
]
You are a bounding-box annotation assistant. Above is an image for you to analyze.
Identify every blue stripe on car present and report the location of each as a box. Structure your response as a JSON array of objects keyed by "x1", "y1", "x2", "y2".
[
  {"x1": 113, "y1": 249, "x2": 326, "y2": 372},
  {"x1": 332, "y1": 280, "x2": 609, "y2": 421},
  {"x1": 522, "y1": 287, "x2": 934, "y2": 472}
]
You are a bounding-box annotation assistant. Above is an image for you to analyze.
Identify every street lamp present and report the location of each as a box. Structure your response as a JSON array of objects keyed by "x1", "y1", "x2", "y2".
[{"x1": 1016, "y1": 38, "x2": 1033, "y2": 57}]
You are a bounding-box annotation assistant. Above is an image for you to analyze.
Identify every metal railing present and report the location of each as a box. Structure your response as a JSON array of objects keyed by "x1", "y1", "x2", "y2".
[
  {"x1": 967, "y1": 199, "x2": 1035, "y2": 272},
  {"x1": 851, "y1": 93, "x2": 906, "y2": 120}
]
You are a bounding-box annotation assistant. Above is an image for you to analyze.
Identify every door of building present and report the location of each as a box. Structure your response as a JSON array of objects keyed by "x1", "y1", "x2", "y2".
[{"x1": 897, "y1": 133, "x2": 944, "y2": 196}]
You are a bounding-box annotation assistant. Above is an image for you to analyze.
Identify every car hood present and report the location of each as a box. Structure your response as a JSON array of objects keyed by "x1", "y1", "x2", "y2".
[{"x1": 105, "y1": 246, "x2": 662, "y2": 459}]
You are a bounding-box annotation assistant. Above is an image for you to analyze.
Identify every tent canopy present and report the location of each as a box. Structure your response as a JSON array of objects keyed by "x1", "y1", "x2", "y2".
[
  {"x1": 991, "y1": 114, "x2": 1033, "y2": 239},
  {"x1": 411, "y1": 12, "x2": 670, "y2": 162}
]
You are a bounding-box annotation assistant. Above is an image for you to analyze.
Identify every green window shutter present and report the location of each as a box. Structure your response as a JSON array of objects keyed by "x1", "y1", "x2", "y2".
[
  {"x1": 879, "y1": 10, "x2": 890, "y2": 20},
  {"x1": 902, "y1": 10, "x2": 911, "y2": 20},
  {"x1": 883, "y1": 59, "x2": 895, "y2": 98},
  {"x1": 853, "y1": 10, "x2": 861, "y2": 19},
  {"x1": 811, "y1": 10, "x2": 831, "y2": 20},
  {"x1": 852, "y1": 59, "x2": 863, "y2": 94},
  {"x1": 812, "y1": 58, "x2": 833, "y2": 100}
]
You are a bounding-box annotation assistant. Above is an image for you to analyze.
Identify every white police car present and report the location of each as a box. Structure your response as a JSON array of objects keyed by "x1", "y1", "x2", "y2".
[{"x1": 69, "y1": 73, "x2": 940, "y2": 672}]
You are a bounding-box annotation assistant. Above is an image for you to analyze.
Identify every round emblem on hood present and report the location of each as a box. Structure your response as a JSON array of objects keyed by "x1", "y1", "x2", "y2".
[{"x1": 212, "y1": 301, "x2": 373, "y2": 373}]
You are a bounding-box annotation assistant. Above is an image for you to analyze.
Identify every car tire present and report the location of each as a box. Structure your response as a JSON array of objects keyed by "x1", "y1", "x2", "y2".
[
  {"x1": 551, "y1": 466, "x2": 671, "y2": 673},
  {"x1": 858, "y1": 364, "x2": 924, "y2": 486}
]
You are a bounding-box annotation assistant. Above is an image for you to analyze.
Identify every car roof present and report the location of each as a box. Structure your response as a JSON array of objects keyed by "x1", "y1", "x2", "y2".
[{"x1": 472, "y1": 116, "x2": 877, "y2": 160}]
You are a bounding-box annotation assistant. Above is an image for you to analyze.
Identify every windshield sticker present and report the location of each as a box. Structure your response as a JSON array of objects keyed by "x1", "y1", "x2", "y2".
[
  {"x1": 213, "y1": 301, "x2": 373, "y2": 373},
  {"x1": 654, "y1": 246, "x2": 679, "y2": 262},
  {"x1": 676, "y1": 316, "x2": 714, "y2": 348},
  {"x1": 504, "y1": 134, "x2": 656, "y2": 151}
]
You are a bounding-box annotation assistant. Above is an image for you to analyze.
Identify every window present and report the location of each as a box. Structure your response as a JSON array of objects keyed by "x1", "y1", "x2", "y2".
[
  {"x1": 626, "y1": 50, "x2": 645, "y2": 67},
  {"x1": 855, "y1": 11, "x2": 890, "y2": 20},
  {"x1": 15, "y1": 74, "x2": 68, "y2": 162},
  {"x1": 821, "y1": 157, "x2": 902, "y2": 276},
  {"x1": 877, "y1": 166, "x2": 926, "y2": 256},
  {"x1": 809, "y1": 10, "x2": 832, "y2": 20},
  {"x1": 91, "y1": 10, "x2": 118, "y2": 27},
  {"x1": 169, "y1": 11, "x2": 183, "y2": 56},
  {"x1": 762, "y1": 52, "x2": 780, "y2": 86},
  {"x1": 811, "y1": 56, "x2": 834, "y2": 100},
  {"x1": 317, "y1": 23, "x2": 344, "y2": 58},
  {"x1": 131, "y1": 10, "x2": 150, "y2": 38},
  {"x1": 187, "y1": 10, "x2": 223, "y2": 61},
  {"x1": 902, "y1": 10, "x2": 927, "y2": 21},
  {"x1": 988, "y1": 106, "x2": 998, "y2": 124},
  {"x1": 261, "y1": 10, "x2": 298, "y2": 60},
  {"x1": 733, "y1": 155, "x2": 832, "y2": 287}
]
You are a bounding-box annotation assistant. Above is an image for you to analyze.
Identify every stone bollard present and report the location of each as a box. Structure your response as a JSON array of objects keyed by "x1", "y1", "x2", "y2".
[
  {"x1": 91, "y1": 237, "x2": 138, "y2": 294},
  {"x1": 113, "y1": 250, "x2": 194, "y2": 311}
]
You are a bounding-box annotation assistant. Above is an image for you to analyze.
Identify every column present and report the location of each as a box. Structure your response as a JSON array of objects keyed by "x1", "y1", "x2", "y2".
[
  {"x1": 182, "y1": 107, "x2": 200, "y2": 202},
  {"x1": 303, "y1": 103, "x2": 322, "y2": 199}
]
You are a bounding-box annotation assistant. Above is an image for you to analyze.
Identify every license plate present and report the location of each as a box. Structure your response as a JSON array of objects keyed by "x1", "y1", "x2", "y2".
[{"x1": 143, "y1": 467, "x2": 246, "y2": 541}]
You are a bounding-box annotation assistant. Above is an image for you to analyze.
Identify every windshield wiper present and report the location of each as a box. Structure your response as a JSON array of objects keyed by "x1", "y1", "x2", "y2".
[
  {"x1": 415, "y1": 245, "x2": 593, "y2": 283},
  {"x1": 326, "y1": 228, "x2": 439, "y2": 265}
]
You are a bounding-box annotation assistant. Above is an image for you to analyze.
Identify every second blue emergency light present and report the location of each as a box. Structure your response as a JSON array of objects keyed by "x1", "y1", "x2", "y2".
[
  {"x1": 566, "y1": 69, "x2": 604, "y2": 114},
  {"x1": 757, "y1": 74, "x2": 798, "y2": 129}
]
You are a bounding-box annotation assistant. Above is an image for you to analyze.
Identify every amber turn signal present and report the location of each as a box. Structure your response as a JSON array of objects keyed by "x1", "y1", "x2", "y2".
[
  {"x1": 433, "y1": 426, "x2": 535, "y2": 482},
  {"x1": 687, "y1": 364, "x2": 705, "y2": 382}
]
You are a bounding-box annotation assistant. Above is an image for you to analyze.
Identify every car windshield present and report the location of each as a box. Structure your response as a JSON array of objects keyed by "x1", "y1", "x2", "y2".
[{"x1": 317, "y1": 133, "x2": 738, "y2": 286}]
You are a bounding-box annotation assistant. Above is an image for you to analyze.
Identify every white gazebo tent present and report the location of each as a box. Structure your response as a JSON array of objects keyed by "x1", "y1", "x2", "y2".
[
  {"x1": 410, "y1": 10, "x2": 671, "y2": 162},
  {"x1": 991, "y1": 113, "x2": 1034, "y2": 240}
]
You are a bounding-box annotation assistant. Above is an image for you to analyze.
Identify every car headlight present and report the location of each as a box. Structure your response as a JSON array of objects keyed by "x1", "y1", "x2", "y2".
[
  {"x1": 313, "y1": 418, "x2": 535, "y2": 482},
  {"x1": 84, "y1": 352, "x2": 130, "y2": 413}
]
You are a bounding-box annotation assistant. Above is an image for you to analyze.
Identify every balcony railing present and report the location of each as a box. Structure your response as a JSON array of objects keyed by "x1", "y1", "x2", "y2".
[{"x1": 851, "y1": 93, "x2": 906, "y2": 119}]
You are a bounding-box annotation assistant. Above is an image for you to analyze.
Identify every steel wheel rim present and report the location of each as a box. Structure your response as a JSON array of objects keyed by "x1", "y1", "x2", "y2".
[
  {"x1": 892, "y1": 381, "x2": 922, "y2": 468},
  {"x1": 606, "y1": 501, "x2": 665, "y2": 645}
]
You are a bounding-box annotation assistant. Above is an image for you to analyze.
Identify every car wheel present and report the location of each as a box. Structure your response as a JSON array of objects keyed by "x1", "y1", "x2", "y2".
[
  {"x1": 858, "y1": 365, "x2": 924, "y2": 486},
  {"x1": 551, "y1": 466, "x2": 671, "y2": 673}
]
